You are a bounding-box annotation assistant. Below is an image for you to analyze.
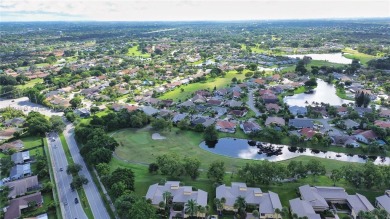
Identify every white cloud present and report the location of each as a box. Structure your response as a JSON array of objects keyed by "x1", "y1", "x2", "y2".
[{"x1": 1, "y1": 0, "x2": 389, "y2": 21}]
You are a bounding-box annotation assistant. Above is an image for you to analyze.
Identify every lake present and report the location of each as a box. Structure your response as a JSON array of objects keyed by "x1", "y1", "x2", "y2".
[
  {"x1": 283, "y1": 79, "x2": 354, "y2": 107},
  {"x1": 286, "y1": 53, "x2": 352, "y2": 64},
  {"x1": 199, "y1": 138, "x2": 390, "y2": 165}
]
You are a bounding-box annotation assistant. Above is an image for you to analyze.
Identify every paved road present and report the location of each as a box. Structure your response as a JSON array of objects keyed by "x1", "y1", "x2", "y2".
[
  {"x1": 0, "y1": 97, "x2": 63, "y2": 117},
  {"x1": 247, "y1": 89, "x2": 262, "y2": 117},
  {"x1": 46, "y1": 132, "x2": 87, "y2": 219},
  {"x1": 63, "y1": 124, "x2": 111, "y2": 219}
]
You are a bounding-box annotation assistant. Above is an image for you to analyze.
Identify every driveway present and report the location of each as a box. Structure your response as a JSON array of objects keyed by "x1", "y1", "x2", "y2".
[
  {"x1": 247, "y1": 89, "x2": 262, "y2": 117},
  {"x1": 0, "y1": 97, "x2": 63, "y2": 117},
  {"x1": 313, "y1": 118, "x2": 344, "y2": 136},
  {"x1": 46, "y1": 132, "x2": 87, "y2": 219},
  {"x1": 63, "y1": 124, "x2": 111, "y2": 219}
]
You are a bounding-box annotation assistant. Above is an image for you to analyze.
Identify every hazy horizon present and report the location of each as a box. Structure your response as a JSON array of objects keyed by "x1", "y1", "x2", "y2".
[{"x1": 1, "y1": 0, "x2": 389, "y2": 22}]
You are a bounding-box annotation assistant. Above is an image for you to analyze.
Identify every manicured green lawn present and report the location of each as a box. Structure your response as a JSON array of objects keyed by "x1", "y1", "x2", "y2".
[
  {"x1": 21, "y1": 136, "x2": 43, "y2": 149},
  {"x1": 342, "y1": 48, "x2": 377, "y2": 65},
  {"x1": 127, "y1": 46, "x2": 150, "y2": 58},
  {"x1": 159, "y1": 70, "x2": 247, "y2": 101},
  {"x1": 281, "y1": 60, "x2": 346, "y2": 73},
  {"x1": 111, "y1": 127, "x2": 368, "y2": 172},
  {"x1": 16, "y1": 78, "x2": 43, "y2": 89}
]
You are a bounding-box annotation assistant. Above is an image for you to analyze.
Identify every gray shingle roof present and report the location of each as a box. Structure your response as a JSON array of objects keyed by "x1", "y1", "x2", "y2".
[
  {"x1": 376, "y1": 195, "x2": 390, "y2": 213},
  {"x1": 217, "y1": 182, "x2": 282, "y2": 214},
  {"x1": 347, "y1": 194, "x2": 374, "y2": 213},
  {"x1": 299, "y1": 185, "x2": 328, "y2": 208},
  {"x1": 145, "y1": 181, "x2": 208, "y2": 207},
  {"x1": 259, "y1": 191, "x2": 282, "y2": 214},
  {"x1": 289, "y1": 198, "x2": 321, "y2": 219}
]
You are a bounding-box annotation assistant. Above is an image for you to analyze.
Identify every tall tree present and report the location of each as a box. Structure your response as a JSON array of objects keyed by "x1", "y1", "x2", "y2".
[
  {"x1": 203, "y1": 125, "x2": 218, "y2": 142},
  {"x1": 306, "y1": 159, "x2": 326, "y2": 182},
  {"x1": 184, "y1": 157, "x2": 201, "y2": 180},
  {"x1": 207, "y1": 161, "x2": 225, "y2": 183}
]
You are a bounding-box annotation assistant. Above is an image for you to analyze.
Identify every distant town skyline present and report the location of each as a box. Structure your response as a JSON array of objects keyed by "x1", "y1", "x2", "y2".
[{"x1": 0, "y1": 0, "x2": 389, "y2": 22}]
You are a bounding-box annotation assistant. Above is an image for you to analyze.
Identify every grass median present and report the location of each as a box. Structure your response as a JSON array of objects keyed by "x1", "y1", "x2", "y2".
[{"x1": 59, "y1": 133, "x2": 94, "y2": 219}]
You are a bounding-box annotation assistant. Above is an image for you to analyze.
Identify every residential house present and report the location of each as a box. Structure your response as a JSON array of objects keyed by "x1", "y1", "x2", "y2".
[
  {"x1": 289, "y1": 106, "x2": 307, "y2": 116},
  {"x1": 4, "y1": 192, "x2": 43, "y2": 219},
  {"x1": 343, "y1": 119, "x2": 360, "y2": 130},
  {"x1": 265, "y1": 103, "x2": 280, "y2": 113},
  {"x1": 160, "y1": 99, "x2": 175, "y2": 107},
  {"x1": 240, "y1": 121, "x2": 261, "y2": 134},
  {"x1": 212, "y1": 107, "x2": 228, "y2": 116},
  {"x1": 337, "y1": 107, "x2": 348, "y2": 116},
  {"x1": 215, "y1": 88, "x2": 229, "y2": 97},
  {"x1": 11, "y1": 151, "x2": 30, "y2": 164},
  {"x1": 0, "y1": 140, "x2": 24, "y2": 152},
  {"x1": 354, "y1": 107, "x2": 372, "y2": 117},
  {"x1": 298, "y1": 185, "x2": 374, "y2": 219},
  {"x1": 10, "y1": 164, "x2": 31, "y2": 180},
  {"x1": 145, "y1": 181, "x2": 207, "y2": 218},
  {"x1": 330, "y1": 135, "x2": 359, "y2": 147},
  {"x1": 299, "y1": 128, "x2": 318, "y2": 140},
  {"x1": 354, "y1": 130, "x2": 378, "y2": 144},
  {"x1": 375, "y1": 191, "x2": 390, "y2": 219},
  {"x1": 172, "y1": 113, "x2": 188, "y2": 123},
  {"x1": 141, "y1": 106, "x2": 159, "y2": 116},
  {"x1": 261, "y1": 93, "x2": 279, "y2": 104},
  {"x1": 3, "y1": 117, "x2": 25, "y2": 127},
  {"x1": 178, "y1": 100, "x2": 195, "y2": 108},
  {"x1": 5, "y1": 175, "x2": 39, "y2": 199},
  {"x1": 229, "y1": 109, "x2": 247, "y2": 117},
  {"x1": 289, "y1": 119, "x2": 314, "y2": 129},
  {"x1": 379, "y1": 109, "x2": 390, "y2": 118},
  {"x1": 74, "y1": 108, "x2": 91, "y2": 118},
  {"x1": 374, "y1": 120, "x2": 390, "y2": 129},
  {"x1": 216, "y1": 182, "x2": 282, "y2": 219},
  {"x1": 347, "y1": 194, "x2": 375, "y2": 219},
  {"x1": 226, "y1": 100, "x2": 243, "y2": 108},
  {"x1": 207, "y1": 99, "x2": 223, "y2": 106},
  {"x1": 191, "y1": 116, "x2": 215, "y2": 127},
  {"x1": 265, "y1": 117, "x2": 285, "y2": 127},
  {"x1": 233, "y1": 91, "x2": 241, "y2": 99},
  {"x1": 192, "y1": 94, "x2": 207, "y2": 103},
  {"x1": 215, "y1": 120, "x2": 236, "y2": 133},
  {"x1": 254, "y1": 78, "x2": 266, "y2": 86},
  {"x1": 195, "y1": 90, "x2": 211, "y2": 97},
  {"x1": 289, "y1": 198, "x2": 321, "y2": 219}
]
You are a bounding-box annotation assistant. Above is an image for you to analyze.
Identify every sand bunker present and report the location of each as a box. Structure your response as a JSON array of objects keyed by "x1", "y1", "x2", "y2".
[{"x1": 152, "y1": 133, "x2": 166, "y2": 140}]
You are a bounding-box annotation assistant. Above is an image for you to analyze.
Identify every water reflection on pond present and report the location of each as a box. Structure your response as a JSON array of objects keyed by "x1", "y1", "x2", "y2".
[
  {"x1": 200, "y1": 138, "x2": 390, "y2": 165},
  {"x1": 284, "y1": 79, "x2": 354, "y2": 107}
]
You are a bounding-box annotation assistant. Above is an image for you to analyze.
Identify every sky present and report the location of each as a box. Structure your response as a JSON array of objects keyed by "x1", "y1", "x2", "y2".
[{"x1": 0, "y1": 0, "x2": 389, "y2": 22}]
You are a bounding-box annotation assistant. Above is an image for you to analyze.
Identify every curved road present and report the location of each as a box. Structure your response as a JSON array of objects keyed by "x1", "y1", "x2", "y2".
[{"x1": 64, "y1": 124, "x2": 111, "y2": 219}]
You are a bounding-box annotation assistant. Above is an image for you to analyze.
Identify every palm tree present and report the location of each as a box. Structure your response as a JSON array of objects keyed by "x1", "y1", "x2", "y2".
[
  {"x1": 162, "y1": 191, "x2": 172, "y2": 206},
  {"x1": 185, "y1": 199, "x2": 198, "y2": 218},
  {"x1": 214, "y1": 198, "x2": 223, "y2": 213},
  {"x1": 234, "y1": 196, "x2": 247, "y2": 213}
]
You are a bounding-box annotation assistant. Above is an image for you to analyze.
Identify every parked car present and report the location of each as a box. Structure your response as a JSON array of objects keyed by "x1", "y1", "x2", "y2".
[{"x1": 74, "y1": 198, "x2": 79, "y2": 204}]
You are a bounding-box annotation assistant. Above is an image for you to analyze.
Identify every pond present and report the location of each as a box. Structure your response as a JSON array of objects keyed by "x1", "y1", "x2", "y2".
[
  {"x1": 283, "y1": 79, "x2": 354, "y2": 107},
  {"x1": 286, "y1": 53, "x2": 352, "y2": 64},
  {"x1": 199, "y1": 138, "x2": 390, "y2": 165}
]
